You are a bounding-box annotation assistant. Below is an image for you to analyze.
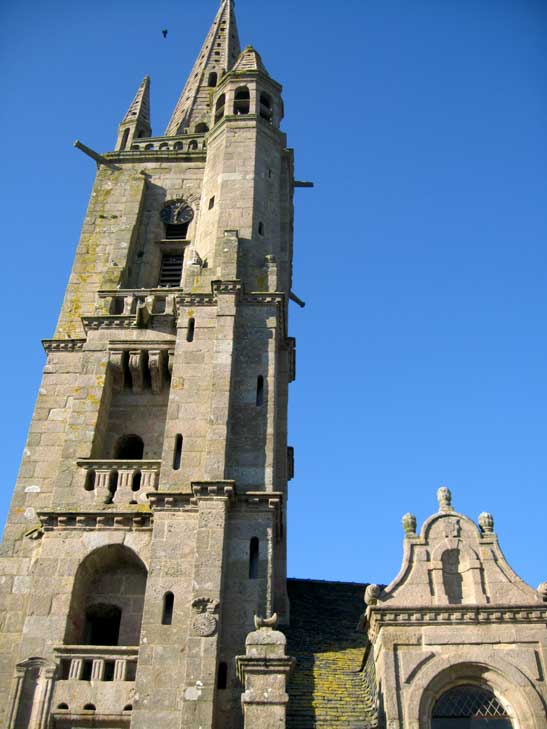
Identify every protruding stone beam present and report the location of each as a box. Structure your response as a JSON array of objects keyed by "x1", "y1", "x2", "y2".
[{"x1": 236, "y1": 619, "x2": 295, "y2": 729}]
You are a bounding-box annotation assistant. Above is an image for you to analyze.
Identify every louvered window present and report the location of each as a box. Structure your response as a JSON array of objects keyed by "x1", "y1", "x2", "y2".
[{"x1": 159, "y1": 254, "x2": 183, "y2": 287}]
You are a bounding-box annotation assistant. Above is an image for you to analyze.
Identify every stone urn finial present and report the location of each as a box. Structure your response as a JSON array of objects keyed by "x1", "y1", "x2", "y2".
[
  {"x1": 537, "y1": 583, "x2": 547, "y2": 603},
  {"x1": 364, "y1": 584, "x2": 381, "y2": 606},
  {"x1": 402, "y1": 513, "x2": 417, "y2": 536},
  {"x1": 437, "y1": 486, "x2": 453, "y2": 513},
  {"x1": 478, "y1": 512, "x2": 494, "y2": 534}
]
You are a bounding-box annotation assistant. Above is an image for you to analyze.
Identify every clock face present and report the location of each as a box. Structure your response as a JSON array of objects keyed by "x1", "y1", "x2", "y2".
[{"x1": 160, "y1": 200, "x2": 194, "y2": 225}]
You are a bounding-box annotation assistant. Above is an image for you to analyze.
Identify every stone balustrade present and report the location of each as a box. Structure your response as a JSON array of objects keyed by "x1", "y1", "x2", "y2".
[
  {"x1": 77, "y1": 459, "x2": 161, "y2": 505},
  {"x1": 97, "y1": 289, "x2": 179, "y2": 317},
  {"x1": 55, "y1": 646, "x2": 139, "y2": 683}
]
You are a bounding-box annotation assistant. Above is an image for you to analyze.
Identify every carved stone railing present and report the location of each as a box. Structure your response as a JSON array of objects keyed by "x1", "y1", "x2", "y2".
[
  {"x1": 77, "y1": 459, "x2": 161, "y2": 505},
  {"x1": 97, "y1": 288, "x2": 180, "y2": 317},
  {"x1": 55, "y1": 646, "x2": 139, "y2": 683}
]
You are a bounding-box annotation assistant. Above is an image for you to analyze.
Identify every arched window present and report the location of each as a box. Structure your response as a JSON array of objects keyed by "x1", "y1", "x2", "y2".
[
  {"x1": 259, "y1": 92, "x2": 273, "y2": 122},
  {"x1": 65, "y1": 544, "x2": 148, "y2": 647},
  {"x1": 249, "y1": 537, "x2": 259, "y2": 579},
  {"x1": 215, "y1": 94, "x2": 226, "y2": 124},
  {"x1": 162, "y1": 592, "x2": 174, "y2": 625},
  {"x1": 208, "y1": 71, "x2": 218, "y2": 87},
  {"x1": 234, "y1": 86, "x2": 250, "y2": 115},
  {"x1": 188, "y1": 140, "x2": 198, "y2": 151},
  {"x1": 432, "y1": 685, "x2": 513, "y2": 728},
  {"x1": 173, "y1": 141, "x2": 184, "y2": 150},
  {"x1": 114, "y1": 434, "x2": 144, "y2": 460},
  {"x1": 195, "y1": 122, "x2": 209, "y2": 134},
  {"x1": 120, "y1": 128, "x2": 130, "y2": 151}
]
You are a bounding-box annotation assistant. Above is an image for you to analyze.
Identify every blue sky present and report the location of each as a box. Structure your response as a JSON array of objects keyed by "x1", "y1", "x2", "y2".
[{"x1": 1, "y1": 0, "x2": 546, "y2": 588}]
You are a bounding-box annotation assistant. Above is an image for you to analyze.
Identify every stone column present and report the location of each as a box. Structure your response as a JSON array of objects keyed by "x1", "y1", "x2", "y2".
[{"x1": 236, "y1": 623, "x2": 294, "y2": 729}]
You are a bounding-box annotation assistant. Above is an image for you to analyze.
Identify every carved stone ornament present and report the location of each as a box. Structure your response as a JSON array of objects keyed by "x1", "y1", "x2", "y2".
[
  {"x1": 192, "y1": 613, "x2": 218, "y2": 637},
  {"x1": 478, "y1": 512, "x2": 494, "y2": 534},
  {"x1": 191, "y1": 596, "x2": 220, "y2": 636},
  {"x1": 437, "y1": 486, "x2": 454, "y2": 513},
  {"x1": 364, "y1": 584, "x2": 381, "y2": 606},
  {"x1": 254, "y1": 613, "x2": 278, "y2": 630},
  {"x1": 538, "y1": 582, "x2": 547, "y2": 602},
  {"x1": 402, "y1": 512, "x2": 417, "y2": 535}
]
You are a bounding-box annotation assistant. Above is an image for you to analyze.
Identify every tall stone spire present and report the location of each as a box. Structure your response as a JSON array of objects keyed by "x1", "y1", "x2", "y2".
[
  {"x1": 115, "y1": 75, "x2": 151, "y2": 150},
  {"x1": 165, "y1": 0, "x2": 241, "y2": 136}
]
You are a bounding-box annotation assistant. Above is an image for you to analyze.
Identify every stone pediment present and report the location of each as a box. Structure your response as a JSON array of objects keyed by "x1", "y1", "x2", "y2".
[{"x1": 375, "y1": 488, "x2": 542, "y2": 608}]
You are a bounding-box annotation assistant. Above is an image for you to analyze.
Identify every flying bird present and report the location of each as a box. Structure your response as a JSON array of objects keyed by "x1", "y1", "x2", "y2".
[{"x1": 162, "y1": 29, "x2": 168, "y2": 38}]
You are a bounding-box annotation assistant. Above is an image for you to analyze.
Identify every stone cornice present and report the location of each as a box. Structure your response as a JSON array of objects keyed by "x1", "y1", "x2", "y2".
[
  {"x1": 37, "y1": 510, "x2": 152, "y2": 531},
  {"x1": 82, "y1": 316, "x2": 139, "y2": 332},
  {"x1": 367, "y1": 605, "x2": 547, "y2": 640},
  {"x1": 42, "y1": 339, "x2": 86, "y2": 353}
]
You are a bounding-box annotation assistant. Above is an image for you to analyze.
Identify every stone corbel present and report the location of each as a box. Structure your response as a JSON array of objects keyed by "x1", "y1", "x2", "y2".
[
  {"x1": 148, "y1": 349, "x2": 165, "y2": 394},
  {"x1": 128, "y1": 350, "x2": 145, "y2": 393},
  {"x1": 109, "y1": 350, "x2": 125, "y2": 391}
]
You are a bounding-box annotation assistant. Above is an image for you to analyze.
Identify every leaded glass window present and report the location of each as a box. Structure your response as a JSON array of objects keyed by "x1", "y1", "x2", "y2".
[{"x1": 431, "y1": 685, "x2": 513, "y2": 728}]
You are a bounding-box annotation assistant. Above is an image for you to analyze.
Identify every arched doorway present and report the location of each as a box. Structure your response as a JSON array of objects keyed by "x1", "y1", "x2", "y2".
[{"x1": 432, "y1": 685, "x2": 513, "y2": 728}]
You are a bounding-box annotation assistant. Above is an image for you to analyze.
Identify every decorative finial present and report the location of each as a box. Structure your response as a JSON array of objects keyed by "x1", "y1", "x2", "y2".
[
  {"x1": 437, "y1": 486, "x2": 453, "y2": 513},
  {"x1": 254, "y1": 613, "x2": 278, "y2": 630},
  {"x1": 537, "y1": 583, "x2": 547, "y2": 603},
  {"x1": 478, "y1": 512, "x2": 494, "y2": 534},
  {"x1": 364, "y1": 584, "x2": 381, "y2": 606},
  {"x1": 402, "y1": 513, "x2": 417, "y2": 536}
]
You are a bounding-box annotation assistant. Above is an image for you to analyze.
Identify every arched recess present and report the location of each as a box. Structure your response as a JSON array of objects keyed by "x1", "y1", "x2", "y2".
[
  {"x1": 64, "y1": 544, "x2": 148, "y2": 647},
  {"x1": 7, "y1": 657, "x2": 56, "y2": 729},
  {"x1": 405, "y1": 651, "x2": 546, "y2": 729}
]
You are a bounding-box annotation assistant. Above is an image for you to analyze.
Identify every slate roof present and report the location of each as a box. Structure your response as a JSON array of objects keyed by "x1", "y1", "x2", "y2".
[{"x1": 285, "y1": 579, "x2": 378, "y2": 729}]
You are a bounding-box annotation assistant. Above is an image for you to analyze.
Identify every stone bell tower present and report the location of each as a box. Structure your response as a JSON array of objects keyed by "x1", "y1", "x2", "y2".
[{"x1": 0, "y1": 2, "x2": 297, "y2": 727}]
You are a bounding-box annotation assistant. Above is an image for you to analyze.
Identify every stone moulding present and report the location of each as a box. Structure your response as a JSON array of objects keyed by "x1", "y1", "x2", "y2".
[
  {"x1": 42, "y1": 339, "x2": 86, "y2": 353},
  {"x1": 37, "y1": 510, "x2": 152, "y2": 531},
  {"x1": 82, "y1": 316, "x2": 139, "y2": 332},
  {"x1": 147, "y1": 487, "x2": 283, "y2": 521},
  {"x1": 367, "y1": 605, "x2": 547, "y2": 640}
]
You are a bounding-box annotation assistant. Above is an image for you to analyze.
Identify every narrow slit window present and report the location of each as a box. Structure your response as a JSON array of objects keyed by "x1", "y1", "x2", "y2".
[
  {"x1": 258, "y1": 221, "x2": 265, "y2": 236},
  {"x1": 249, "y1": 537, "x2": 259, "y2": 579},
  {"x1": 187, "y1": 318, "x2": 195, "y2": 343},
  {"x1": 256, "y1": 376, "x2": 264, "y2": 406},
  {"x1": 208, "y1": 72, "x2": 218, "y2": 87},
  {"x1": 173, "y1": 435, "x2": 183, "y2": 470},
  {"x1": 159, "y1": 254, "x2": 184, "y2": 287},
  {"x1": 208, "y1": 196, "x2": 215, "y2": 210},
  {"x1": 162, "y1": 592, "x2": 174, "y2": 625},
  {"x1": 217, "y1": 662, "x2": 228, "y2": 689}
]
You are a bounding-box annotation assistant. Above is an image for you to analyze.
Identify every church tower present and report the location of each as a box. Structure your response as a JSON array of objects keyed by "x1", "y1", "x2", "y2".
[{"x1": 0, "y1": 2, "x2": 296, "y2": 727}]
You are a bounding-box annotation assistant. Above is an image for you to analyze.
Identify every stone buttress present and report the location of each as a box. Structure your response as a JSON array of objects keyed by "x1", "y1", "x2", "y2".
[{"x1": 0, "y1": 2, "x2": 297, "y2": 728}]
